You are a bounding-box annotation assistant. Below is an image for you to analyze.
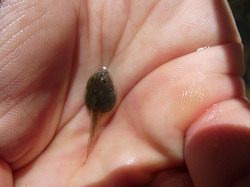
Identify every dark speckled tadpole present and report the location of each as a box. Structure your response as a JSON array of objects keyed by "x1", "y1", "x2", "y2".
[{"x1": 85, "y1": 68, "x2": 116, "y2": 158}]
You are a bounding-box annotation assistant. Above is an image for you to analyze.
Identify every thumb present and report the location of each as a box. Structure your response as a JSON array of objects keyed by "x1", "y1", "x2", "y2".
[{"x1": 185, "y1": 99, "x2": 250, "y2": 187}]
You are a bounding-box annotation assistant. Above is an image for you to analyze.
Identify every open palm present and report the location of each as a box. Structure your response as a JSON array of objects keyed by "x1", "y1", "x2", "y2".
[{"x1": 1, "y1": 0, "x2": 249, "y2": 186}]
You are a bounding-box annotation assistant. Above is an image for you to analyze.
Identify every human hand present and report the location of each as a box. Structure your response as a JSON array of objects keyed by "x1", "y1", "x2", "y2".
[{"x1": 1, "y1": 0, "x2": 249, "y2": 186}]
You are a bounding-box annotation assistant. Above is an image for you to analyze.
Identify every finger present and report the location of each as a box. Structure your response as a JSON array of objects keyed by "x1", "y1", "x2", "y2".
[
  {"x1": 0, "y1": 159, "x2": 13, "y2": 187},
  {"x1": 110, "y1": 0, "x2": 240, "y2": 102},
  {"x1": 185, "y1": 98, "x2": 250, "y2": 187},
  {"x1": 148, "y1": 169, "x2": 193, "y2": 187},
  {"x1": 0, "y1": 0, "x2": 76, "y2": 169}
]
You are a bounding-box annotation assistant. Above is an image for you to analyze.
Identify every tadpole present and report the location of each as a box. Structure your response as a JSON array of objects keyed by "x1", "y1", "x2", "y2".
[{"x1": 85, "y1": 67, "x2": 116, "y2": 158}]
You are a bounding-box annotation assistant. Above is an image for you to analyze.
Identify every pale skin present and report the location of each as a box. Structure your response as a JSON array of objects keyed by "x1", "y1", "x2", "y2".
[{"x1": 0, "y1": 0, "x2": 250, "y2": 186}]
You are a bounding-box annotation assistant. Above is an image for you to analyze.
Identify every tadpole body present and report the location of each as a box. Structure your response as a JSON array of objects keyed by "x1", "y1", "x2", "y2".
[{"x1": 85, "y1": 68, "x2": 116, "y2": 158}]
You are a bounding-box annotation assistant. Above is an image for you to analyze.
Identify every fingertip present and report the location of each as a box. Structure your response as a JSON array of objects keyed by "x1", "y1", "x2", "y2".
[
  {"x1": 0, "y1": 159, "x2": 13, "y2": 187},
  {"x1": 186, "y1": 124, "x2": 250, "y2": 187},
  {"x1": 148, "y1": 169, "x2": 193, "y2": 187},
  {"x1": 185, "y1": 99, "x2": 250, "y2": 187}
]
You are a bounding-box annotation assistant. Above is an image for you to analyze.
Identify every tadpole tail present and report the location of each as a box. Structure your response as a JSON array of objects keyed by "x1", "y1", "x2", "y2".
[{"x1": 85, "y1": 111, "x2": 99, "y2": 162}]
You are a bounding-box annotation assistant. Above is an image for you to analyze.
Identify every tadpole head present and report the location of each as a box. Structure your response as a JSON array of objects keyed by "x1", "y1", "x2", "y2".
[{"x1": 85, "y1": 69, "x2": 116, "y2": 113}]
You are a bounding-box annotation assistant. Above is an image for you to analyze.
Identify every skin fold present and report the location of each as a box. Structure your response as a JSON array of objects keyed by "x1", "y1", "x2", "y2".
[{"x1": 0, "y1": 0, "x2": 249, "y2": 186}]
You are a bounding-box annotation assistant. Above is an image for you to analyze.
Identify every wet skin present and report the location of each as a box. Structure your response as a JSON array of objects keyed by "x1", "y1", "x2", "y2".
[{"x1": 85, "y1": 68, "x2": 116, "y2": 157}]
